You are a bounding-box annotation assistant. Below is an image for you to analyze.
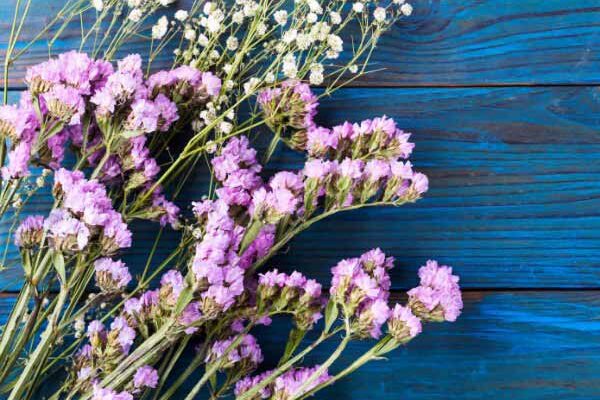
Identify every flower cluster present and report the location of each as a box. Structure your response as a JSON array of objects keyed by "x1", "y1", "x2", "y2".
[
  {"x1": 234, "y1": 365, "x2": 330, "y2": 400},
  {"x1": 258, "y1": 80, "x2": 318, "y2": 149},
  {"x1": 205, "y1": 334, "x2": 263, "y2": 373},
  {"x1": 191, "y1": 199, "x2": 246, "y2": 316},
  {"x1": 45, "y1": 168, "x2": 132, "y2": 255},
  {"x1": 257, "y1": 269, "x2": 324, "y2": 330},
  {"x1": 407, "y1": 260, "x2": 463, "y2": 322},
  {"x1": 330, "y1": 248, "x2": 394, "y2": 338},
  {"x1": 94, "y1": 258, "x2": 132, "y2": 293},
  {"x1": 211, "y1": 136, "x2": 263, "y2": 208},
  {"x1": 2, "y1": 52, "x2": 221, "y2": 229},
  {"x1": 73, "y1": 317, "x2": 137, "y2": 390},
  {"x1": 14, "y1": 215, "x2": 44, "y2": 248}
]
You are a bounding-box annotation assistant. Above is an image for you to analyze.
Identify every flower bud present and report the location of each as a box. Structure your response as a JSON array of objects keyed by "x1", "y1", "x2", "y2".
[{"x1": 14, "y1": 215, "x2": 44, "y2": 249}]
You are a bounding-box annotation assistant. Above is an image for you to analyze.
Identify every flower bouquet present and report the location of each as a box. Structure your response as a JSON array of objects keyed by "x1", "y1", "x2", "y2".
[{"x1": 0, "y1": 0, "x2": 463, "y2": 399}]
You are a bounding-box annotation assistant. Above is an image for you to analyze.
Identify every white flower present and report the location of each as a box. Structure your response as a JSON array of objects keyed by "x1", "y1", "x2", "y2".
[
  {"x1": 274, "y1": 10, "x2": 288, "y2": 26},
  {"x1": 310, "y1": 22, "x2": 330, "y2": 41},
  {"x1": 265, "y1": 72, "x2": 276, "y2": 83},
  {"x1": 309, "y1": 70, "x2": 323, "y2": 85},
  {"x1": 393, "y1": 0, "x2": 405, "y2": 3},
  {"x1": 327, "y1": 34, "x2": 343, "y2": 52},
  {"x1": 282, "y1": 29, "x2": 297, "y2": 44},
  {"x1": 401, "y1": 3, "x2": 413, "y2": 16},
  {"x1": 184, "y1": 28, "x2": 196, "y2": 41},
  {"x1": 226, "y1": 109, "x2": 236, "y2": 120},
  {"x1": 91, "y1": 0, "x2": 103, "y2": 11},
  {"x1": 206, "y1": 10, "x2": 224, "y2": 33},
  {"x1": 203, "y1": 2, "x2": 215, "y2": 15},
  {"x1": 175, "y1": 10, "x2": 189, "y2": 21},
  {"x1": 210, "y1": 50, "x2": 220, "y2": 59},
  {"x1": 307, "y1": 12, "x2": 318, "y2": 23},
  {"x1": 296, "y1": 33, "x2": 312, "y2": 50},
  {"x1": 223, "y1": 64, "x2": 233, "y2": 74},
  {"x1": 349, "y1": 64, "x2": 358, "y2": 73},
  {"x1": 159, "y1": 0, "x2": 175, "y2": 5},
  {"x1": 352, "y1": 2, "x2": 364, "y2": 13},
  {"x1": 152, "y1": 16, "x2": 169, "y2": 39},
  {"x1": 282, "y1": 54, "x2": 298, "y2": 78},
  {"x1": 225, "y1": 80, "x2": 235, "y2": 90},
  {"x1": 127, "y1": 0, "x2": 141, "y2": 6},
  {"x1": 330, "y1": 11, "x2": 341, "y2": 25},
  {"x1": 226, "y1": 36, "x2": 239, "y2": 50},
  {"x1": 373, "y1": 7, "x2": 386, "y2": 22},
  {"x1": 219, "y1": 121, "x2": 233, "y2": 134},
  {"x1": 197, "y1": 34, "x2": 209, "y2": 47},
  {"x1": 232, "y1": 11, "x2": 245, "y2": 24},
  {"x1": 257, "y1": 22, "x2": 267, "y2": 35},
  {"x1": 311, "y1": 62, "x2": 324, "y2": 73},
  {"x1": 243, "y1": 77, "x2": 261, "y2": 95},
  {"x1": 307, "y1": 0, "x2": 323, "y2": 14},
  {"x1": 128, "y1": 8, "x2": 142, "y2": 22},
  {"x1": 325, "y1": 49, "x2": 339, "y2": 59},
  {"x1": 205, "y1": 141, "x2": 217, "y2": 154},
  {"x1": 243, "y1": 1, "x2": 259, "y2": 17}
]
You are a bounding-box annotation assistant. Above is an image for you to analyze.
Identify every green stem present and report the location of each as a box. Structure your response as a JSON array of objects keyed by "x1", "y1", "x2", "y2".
[{"x1": 7, "y1": 287, "x2": 68, "y2": 400}]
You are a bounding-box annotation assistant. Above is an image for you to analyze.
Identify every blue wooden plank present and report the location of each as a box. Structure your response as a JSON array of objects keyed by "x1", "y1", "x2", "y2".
[
  {"x1": 2, "y1": 1, "x2": 600, "y2": 86},
  {"x1": 2, "y1": 87, "x2": 600, "y2": 290},
  {"x1": 1, "y1": 291, "x2": 598, "y2": 399}
]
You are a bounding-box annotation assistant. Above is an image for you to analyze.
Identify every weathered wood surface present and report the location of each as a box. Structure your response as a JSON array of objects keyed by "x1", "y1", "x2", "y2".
[
  {"x1": 2, "y1": 291, "x2": 599, "y2": 399},
  {"x1": 2, "y1": 87, "x2": 600, "y2": 290},
  {"x1": 1, "y1": 0, "x2": 600, "y2": 398},
  {"x1": 1, "y1": 0, "x2": 600, "y2": 87}
]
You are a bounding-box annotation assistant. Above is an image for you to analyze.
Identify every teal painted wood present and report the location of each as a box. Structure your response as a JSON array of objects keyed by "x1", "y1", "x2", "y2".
[
  {"x1": 2, "y1": 0, "x2": 600, "y2": 86},
  {"x1": 1, "y1": 291, "x2": 599, "y2": 399},
  {"x1": 2, "y1": 87, "x2": 600, "y2": 290}
]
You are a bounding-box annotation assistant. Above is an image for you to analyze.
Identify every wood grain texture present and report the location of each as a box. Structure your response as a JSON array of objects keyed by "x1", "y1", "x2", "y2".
[
  {"x1": 2, "y1": 0, "x2": 600, "y2": 87},
  {"x1": 2, "y1": 87, "x2": 600, "y2": 290},
  {"x1": 2, "y1": 291, "x2": 599, "y2": 399}
]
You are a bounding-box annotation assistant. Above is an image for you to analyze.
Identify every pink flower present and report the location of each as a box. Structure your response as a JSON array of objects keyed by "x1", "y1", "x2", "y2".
[{"x1": 133, "y1": 365, "x2": 159, "y2": 389}]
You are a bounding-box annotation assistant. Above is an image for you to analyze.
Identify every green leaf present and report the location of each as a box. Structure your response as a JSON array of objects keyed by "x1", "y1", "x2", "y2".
[
  {"x1": 121, "y1": 129, "x2": 144, "y2": 139},
  {"x1": 279, "y1": 328, "x2": 307, "y2": 366},
  {"x1": 324, "y1": 300, "x2": 339, "y2": 333},
  {"x1": 174, "y1": 286, "x2": 194, "y2": 315},
  {"x1": 52, "y1": 251, "x2": 66, "y2": 285}
]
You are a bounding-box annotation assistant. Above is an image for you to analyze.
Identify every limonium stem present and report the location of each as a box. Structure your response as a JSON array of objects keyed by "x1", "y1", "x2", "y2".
[{"x1": 7, "y1": 287, "x2": 69, "y2": 400}]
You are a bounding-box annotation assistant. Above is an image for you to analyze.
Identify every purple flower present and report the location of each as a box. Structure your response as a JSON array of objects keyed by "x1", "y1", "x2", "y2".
[
  {"x1": 92, "y1": 386, "x2": 133, "y2": 400},
  {"x1": 160, "y1": 269, "x2": 186, "y2": 304},
  {"x1": 235, "y1": 370, "x2": 274, "y2": 399},
  {"x1": 201, "y1": 72, "x2": 222, "y2": 96},
  {"x1": 206, "y1": 334, "x2": 263, "y2": 369},
  {"x1": 407, "y1": 260, "x2": 463, "y2": 322},
  {"x1": 127, "y1": 99, "x2": 159, "y2": 134},
  {"x1": 133, "y1": 365, "x2": 159, "y2": 389},
  {"x1": 14, "y1": 215, "x2": 44, "y2": 248},
  {"x1": 212, "y1": 136, "x2": 263, "y2": 208},
  {"x1": 364, "y1": 159, "x2": 390, "y2": 182},
  {"x1": 411, "y1": 172, "x2": 429, "y2": 195},
  {"x1": 42, "y1": 84, "x2": 85, "y2": 125},
  {"x1": 94, "y1": 258, "x2": 132, "y2": 292},
  {"x1": 303, "y1": 159, "x2": 335, "y2": 180},
  {"x1": 1, "y1": 141, "x2": 31, "y2": 180},
  {"x1": 306, "y1": 126, "x2": 337, "y2": 157},
  {"x1": 154, "y1": 93, "x2": 179, "y2": 131},
  {"x1": 388, "y1": 304, "x2": 422, "y2": 340},
  {"x1": 45, "y1": 208, "x2": 90, "y2": 252},
  {"x1": 273, "y1": 366, "x2": 330, "y2": 399},
  {"x1": 178, "y1": 302, "x2": 203, "y2": 334},
  {"x1": 257, "y1": 80, "x2": 318, "y2": 143},
  {"x1": 110, "y1": 316, "x2": 136, "y2": 353}
]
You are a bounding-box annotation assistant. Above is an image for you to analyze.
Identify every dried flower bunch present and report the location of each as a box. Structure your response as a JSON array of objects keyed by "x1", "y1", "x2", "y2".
[{"x1": 0, "y1": 0, "x2": 463, "y2": 399}]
